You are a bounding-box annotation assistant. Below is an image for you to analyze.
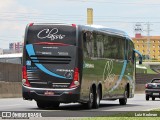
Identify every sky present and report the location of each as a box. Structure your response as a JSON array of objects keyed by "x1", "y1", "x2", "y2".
[{"x1": 1, "y1": 0, "x2": 160, "y2": 49}]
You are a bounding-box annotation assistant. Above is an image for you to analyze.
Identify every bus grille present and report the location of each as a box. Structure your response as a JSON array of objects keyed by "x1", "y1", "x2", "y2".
[{"x1": 30, "y1": 55, "x2": 71, "y2": 64}]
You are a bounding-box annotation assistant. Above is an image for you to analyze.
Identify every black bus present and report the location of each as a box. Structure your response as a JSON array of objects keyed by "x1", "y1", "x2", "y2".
[{"x1": 22, "y1": 23, "x2": 142, "y2": 109}]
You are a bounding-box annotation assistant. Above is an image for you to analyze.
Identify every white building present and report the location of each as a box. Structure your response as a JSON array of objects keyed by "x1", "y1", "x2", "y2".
[{"x1": 0, "y1": 48, "x2": 3, "y2": 55}]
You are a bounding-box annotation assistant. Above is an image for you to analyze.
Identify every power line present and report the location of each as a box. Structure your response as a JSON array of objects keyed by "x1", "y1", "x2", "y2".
[{"x1": 81, "y1": 0, "x2": 160, "y2": 6}]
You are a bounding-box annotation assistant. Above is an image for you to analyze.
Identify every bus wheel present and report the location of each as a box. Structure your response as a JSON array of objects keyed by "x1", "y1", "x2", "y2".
[
  {"x1": 51, "y1": 102, "x2": 60, "y2": 108},
  {"x1": 36, "y1": 101, "x2": 46, "y2": 109},
  {"x1": 93, "y1": 88, "x2": 100, "y2": 109},
  {"x1": 86, "y1": 88, "x2": 94, "y2": 109},
  {"x1": 119, "y1": 90, "x2": 127, "y2": 105},
  {"x1": 146, "y1": 95, "x2": 149, "y2": 101},
  {"x1": 152, "y1": 97, "x2": 155, "y2": 101}
]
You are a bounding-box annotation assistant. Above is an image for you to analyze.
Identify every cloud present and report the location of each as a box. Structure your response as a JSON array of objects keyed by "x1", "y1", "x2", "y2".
[{"x1": 0, "y1": 0, "x2": 14, "y2": 11}]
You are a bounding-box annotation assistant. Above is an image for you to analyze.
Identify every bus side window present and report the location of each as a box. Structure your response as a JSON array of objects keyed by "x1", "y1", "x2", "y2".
[
  {"x1": 83, "y1": 31, "x2": 88, "y2": 58},
  {"x1": 83, "y1": 31, "x2": 94, "y2": 58},
  {"x1": 128, "y1": 41, "x2": 135, "y2": 63}
]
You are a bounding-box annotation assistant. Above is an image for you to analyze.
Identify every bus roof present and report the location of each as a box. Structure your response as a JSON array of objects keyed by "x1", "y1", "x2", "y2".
[
  {"x1": 82, "y1": 24, "x2": 131, "y2": 39},
  {"x1": 0, "y1": 53, "x2": 22, "y2": 58}
]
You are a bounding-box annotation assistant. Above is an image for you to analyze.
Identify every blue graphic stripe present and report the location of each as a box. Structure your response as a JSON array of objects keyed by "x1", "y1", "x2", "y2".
[
  {"x1": 125, "y1": 75, "x2": 132, "y2": 81},
  {"x1": 26, "y1": 44, "x2": 36, "y2": 57},
  {"x1": 35, "y1": 63, "x2": 66, "y2": 79},
  {"x1": 119, "y1": 60, "x2": 127, "y2": 81},
  {"x1": 26, "y1": 44, "x2": 68, "y2": 79},
  {"x1": 32, "y1": 60, "x2": 39, "y2": 62},
  {"x1": 109, "y1": 60, "x2": 127, "y2": 92}
]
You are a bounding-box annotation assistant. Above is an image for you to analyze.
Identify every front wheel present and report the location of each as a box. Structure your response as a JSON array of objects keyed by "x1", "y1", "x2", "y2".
[{"x1": 119, "y1": 90, "x2": 127, "y2": 105}]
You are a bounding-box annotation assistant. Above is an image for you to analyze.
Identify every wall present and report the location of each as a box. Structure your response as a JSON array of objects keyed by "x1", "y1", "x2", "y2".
[
  {"x1": 0, "y1": 82, "x2": 21, "y2": 98},
  {"x1": 0, "y1": 62, "x2": 160, "y2": 97}
]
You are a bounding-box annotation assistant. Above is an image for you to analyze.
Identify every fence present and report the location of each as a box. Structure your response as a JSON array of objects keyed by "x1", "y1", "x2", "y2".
[{"x1": 136, "y1": 73, "x2": 160, "y2": 84}]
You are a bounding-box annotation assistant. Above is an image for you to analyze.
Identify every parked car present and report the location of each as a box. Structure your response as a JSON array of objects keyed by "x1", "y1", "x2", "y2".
[{"x1": 145, "y1": 78, "x2": 160, "y2": 101}]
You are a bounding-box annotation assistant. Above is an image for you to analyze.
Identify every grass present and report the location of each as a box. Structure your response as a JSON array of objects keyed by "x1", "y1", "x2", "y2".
[
  {"x1": 146, "y1": 67, "x2": 157, "y2": 74},
  {"x1": 77, "y1": 109, "x2": 160, "y2": 120},
  {"x1": 80, "y1": 117, "x2": 160, "y2": 120},
  {"x1": 136, "y1": 64, "x2": 157, "y2": 74}
]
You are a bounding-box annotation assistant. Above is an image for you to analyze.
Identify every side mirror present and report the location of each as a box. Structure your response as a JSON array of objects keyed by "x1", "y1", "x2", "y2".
[
  {"x1": 139, "y1": 56, "x2": 142, "y2": 64},
  {"x1": 134, "y1": 49, "x2": 143, "y2": 65},
  {"x1": 139, "y1": 61, "x2": 142, "y2": 65}
]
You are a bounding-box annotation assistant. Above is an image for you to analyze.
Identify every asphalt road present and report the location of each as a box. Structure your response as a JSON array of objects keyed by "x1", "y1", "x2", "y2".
[{"x1": 0, "y1": 94, "x2": 160, "y2": 118}]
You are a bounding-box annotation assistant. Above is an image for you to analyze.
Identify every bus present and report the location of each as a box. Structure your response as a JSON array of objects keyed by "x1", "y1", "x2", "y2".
[
  {"x1": 22, "y1": 23, "x2": 142, "y2": 109},
  {"x1": 0, "y1": 53, "x2": 22, "y2": 64}
]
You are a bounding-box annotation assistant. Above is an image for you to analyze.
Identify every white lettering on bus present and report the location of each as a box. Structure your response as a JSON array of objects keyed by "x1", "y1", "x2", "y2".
[{"x1": 37, "y1": 28, "x2": 65, "y2": 40}]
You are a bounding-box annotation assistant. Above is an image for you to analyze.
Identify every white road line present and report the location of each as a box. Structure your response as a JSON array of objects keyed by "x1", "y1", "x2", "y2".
[
  {"x1": 0, "y1": 104, "x2": 22, "y2": 108},
  {"x1": 144, "y1": 107, "x2": 160, "y2": 111}
]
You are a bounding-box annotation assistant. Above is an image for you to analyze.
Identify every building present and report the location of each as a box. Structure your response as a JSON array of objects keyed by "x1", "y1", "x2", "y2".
[
  {"x1": 132, "y1": 33, "x2": 160, "y2": 60},
  {"x1": 9, "y1": 42, "x2": 23, "y2": 53},
  {"x1": 0, "y1": 48, "x2": 3, "y2": 55}
]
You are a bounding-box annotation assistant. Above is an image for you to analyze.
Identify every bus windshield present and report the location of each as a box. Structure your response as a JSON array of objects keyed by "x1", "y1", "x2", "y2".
[{"x1": 27, "y1": 24, "x2": 76, "y2": 45}]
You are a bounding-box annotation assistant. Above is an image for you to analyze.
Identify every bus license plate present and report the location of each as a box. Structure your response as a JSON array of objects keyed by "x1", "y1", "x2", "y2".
[{"x1": 44, "y1": 91, "x2": 54, "y2": 95}]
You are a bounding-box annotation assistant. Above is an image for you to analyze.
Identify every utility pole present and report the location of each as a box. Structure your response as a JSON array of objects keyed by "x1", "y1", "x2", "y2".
[
  {"x1": 144, "y1": 22, "x2": 152, "y2": 61},
  {"x1": 87, "y1": 8, "x2": 93, "y2": 25}
]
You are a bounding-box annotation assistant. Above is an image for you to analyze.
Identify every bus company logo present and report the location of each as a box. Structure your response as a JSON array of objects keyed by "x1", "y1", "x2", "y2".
[
  {"x1": 1, "y1": 112, "x2": 42, "y2": 119},
  {"x1": 37, "y1": 28, "x2": 65, "y2": 40},
  {"x1": 103, "y1": 60, "x2": 115, "y2": 82}
]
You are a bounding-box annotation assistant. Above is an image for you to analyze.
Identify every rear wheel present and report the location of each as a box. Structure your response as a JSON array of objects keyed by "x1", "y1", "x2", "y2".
[
  {"x1": 37, "y1": 101, "x2": 60, "y2": 109},
  {"x1": 51, "y1": 102, "x2": 60, "y2": 108},
  {"x1": 146, "y1": 95, "x2": 149, "y2": 101},
  {"x1": 119, "y1": 90, "x2": 127, "y2": 105},
  {"x1": 93, "y1": 88, "x2": 100, "y2": 109},
  {"x1": 85, "y1": 88, "x2": 94, "y2": 109},
  {"x1": 152, "y1": 97, "x2": 155, "y2": 101},
  {"x1": 36, "y1": 101, "x2": 46, "y2": 109}
]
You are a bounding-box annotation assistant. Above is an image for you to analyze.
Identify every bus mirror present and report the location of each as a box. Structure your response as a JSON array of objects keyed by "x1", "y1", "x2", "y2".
[
  {"x1": 139, "y1": 59, "x2": 142, "y2": 64},
  {"x1": 133, "y1": 49, "x2": 142, "y2": 65},
  {"x1": 138, "y1": 55, "x2": 142, "y2": 65}
]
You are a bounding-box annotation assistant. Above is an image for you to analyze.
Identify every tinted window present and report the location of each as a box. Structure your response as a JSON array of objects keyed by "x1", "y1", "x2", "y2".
[
  {"x1": 83, "y1": 31, "x2": 125, "y2": 60},
  {"x1": 95, "y1": 33, "x2": 125, "y2": 59},
  {"x1": 27, "y1": 24, "x2": 76, "y2": 45},
  {"x1": 152, "y1": 79, "x2": 160, "y2": 83}
]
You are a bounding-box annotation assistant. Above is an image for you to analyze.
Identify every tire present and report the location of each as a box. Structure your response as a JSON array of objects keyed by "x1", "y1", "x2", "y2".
[
  {"x1": 152, "y1": 97, "x2": 155, "y2": 101},
  {"x1": 85, "y1": 88, "x2": 94, "y2": 109},
  {"x1": 119, "y1": 90, "x2": 127, "y2": 105},
  {"x1": 36, "y1": 101, "x2": 46, "y2": 109},
  {"x1": 146, "y1": 95, "x2": 149, "y2": 101},
  {"x1": 51, "y1": 102, "x2": 60, "y2": 108},
  {"x1": 93, "y1": 88, "x2": 100, "y2": 109}
]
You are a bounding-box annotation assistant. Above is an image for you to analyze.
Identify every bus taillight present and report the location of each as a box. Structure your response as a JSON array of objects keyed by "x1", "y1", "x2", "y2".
[
  {"x1": 29, "y1": 23, "x2": 34, "y2": 27},
  {"x1": 69, "y1": 68, "x2": 80, "y2": 88},
  {"x1": 72, "y1": 24, "x2": 76, "y2": 27},
  {"x1": 22, "y1": 66, "x2": 31, "y2": 87}
]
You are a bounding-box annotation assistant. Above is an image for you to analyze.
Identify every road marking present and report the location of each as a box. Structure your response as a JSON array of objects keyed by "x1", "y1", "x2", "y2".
[
  {"x1": 144, "y1": 107, "x2": 160, "y2": 111},
  {"x1": 0, "y1": 104, "x2": 22, "y2": 108}
]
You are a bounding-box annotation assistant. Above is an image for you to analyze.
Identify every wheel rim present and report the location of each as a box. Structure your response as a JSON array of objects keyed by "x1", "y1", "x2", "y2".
[
  {"x1": 96, "y1": 91, "x2": 100, "y2": 105},
  {"x1": 124, "y1": 91, "x2": 127, "y2": 102},
  {"x1": 90, "y1": 92, "x2": 93, "y2": 104}
]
